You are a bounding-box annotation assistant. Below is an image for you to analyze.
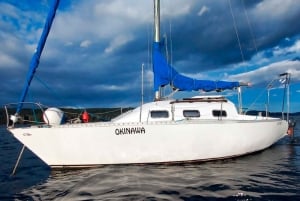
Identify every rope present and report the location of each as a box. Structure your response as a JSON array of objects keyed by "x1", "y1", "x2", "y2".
[
  {"x1": 228, "y1": 0, "x2": 245, "y2": 62},
  {"x1": 244, "y1": 78, "x2": 277, "y2": 113},
  {"x1": 241, "y1": 0, "x2": 258, "y2": 53},
  {"x1": 169, "y1": 15, "x2": 173, "y2": 67},
  {"x1": 35, "y1": 75, "x2": 64, "y2": 104},
  {"x1": 92, "y1": 108, "x2": 122, "y2": 115}
]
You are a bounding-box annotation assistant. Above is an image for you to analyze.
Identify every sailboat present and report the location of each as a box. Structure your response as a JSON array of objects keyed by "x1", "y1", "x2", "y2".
[{"x1": 5, "y1": 0, "x2": 290, "y2": 168}]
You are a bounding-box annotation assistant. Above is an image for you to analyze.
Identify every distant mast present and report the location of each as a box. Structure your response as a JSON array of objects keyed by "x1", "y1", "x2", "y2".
[
  {"x1": 154, "y1": 0, "x2": 161, "y2": 100},
  {"x1": 16, "y1": 0, "x2": 60, "y2": 113}
]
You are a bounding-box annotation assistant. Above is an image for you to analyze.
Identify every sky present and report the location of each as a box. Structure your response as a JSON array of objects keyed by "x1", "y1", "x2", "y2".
[{"x1": 0, "y1": 0, "x2": 300, "y2": 112}]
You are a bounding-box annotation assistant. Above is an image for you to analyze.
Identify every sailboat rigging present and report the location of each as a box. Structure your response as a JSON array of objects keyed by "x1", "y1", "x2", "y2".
[{"x1": 5, "y1": 0, "x2": 292, "y2": 169}]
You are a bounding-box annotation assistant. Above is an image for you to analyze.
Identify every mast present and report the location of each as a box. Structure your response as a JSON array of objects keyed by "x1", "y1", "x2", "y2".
[
  {"x1": 152, "y1": 0, "x2": 240, "y2": 97},
  {"x1": 16, "y1": 0, "x2": 60, "y2": 114},
  {"x1": 154, "y1": 0, "x2": 161, "y2": 100}
]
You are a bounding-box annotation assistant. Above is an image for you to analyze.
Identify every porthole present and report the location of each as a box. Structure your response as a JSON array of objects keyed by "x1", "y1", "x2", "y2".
[
  {"x1": 212, "y1": 110, "x2": 227, "y2": 117},
  {"x1": 183, "y1": 110, "x2": 200, "y2": 118},
  {"x1": 150, "y1": 110, "x2": 169, "y2": 118}
]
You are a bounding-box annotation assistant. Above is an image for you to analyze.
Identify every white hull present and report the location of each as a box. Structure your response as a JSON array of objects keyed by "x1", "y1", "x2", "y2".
[
  {"x1": 5, "y1": 0, "x2": 292, "y2": 169},
  {"x1": 9, "y1": 119, "x2": 287, "y2": 167}
]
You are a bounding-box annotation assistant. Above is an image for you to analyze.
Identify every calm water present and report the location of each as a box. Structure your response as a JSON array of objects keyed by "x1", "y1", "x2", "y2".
[{"x1": 0, "y1": 119, "x2": 300, "y2": 201}]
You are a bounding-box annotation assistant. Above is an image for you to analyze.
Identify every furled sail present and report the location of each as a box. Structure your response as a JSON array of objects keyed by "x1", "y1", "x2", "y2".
[
  {"x1": 153, "y1": 41, "x2": 241, "y2": 92},
  {"x1": 16, "y1": 0, "x2": 60, "y2": 113}
]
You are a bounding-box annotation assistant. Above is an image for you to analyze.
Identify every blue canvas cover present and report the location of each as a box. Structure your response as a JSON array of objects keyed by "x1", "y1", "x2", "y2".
[
  {"x1": 153, "y1": 42, "x2": 240, "y2": 92},
  {"x1": 16, "y1": 0, "x2": 60, "y2": 113}
]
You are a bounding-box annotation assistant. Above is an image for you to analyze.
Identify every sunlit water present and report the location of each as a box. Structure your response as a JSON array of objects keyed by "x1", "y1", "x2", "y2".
[{"x1": 0, "y1": 119, "x2": 300, "y2": 201}]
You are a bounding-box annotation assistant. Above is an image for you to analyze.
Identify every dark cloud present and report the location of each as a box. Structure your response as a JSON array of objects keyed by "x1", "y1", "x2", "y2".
[
  {"x1": 156, "y1": 0, "x2": 300, "y2": 72},
  {"x1": 0, "y1": 0, "x2": 299, "y2": 109},
  {"x1": 241, "y1": 0, "x2": 263, "y2": 8}
]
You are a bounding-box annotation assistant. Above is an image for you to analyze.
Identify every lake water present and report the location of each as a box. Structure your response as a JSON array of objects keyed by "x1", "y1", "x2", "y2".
[{"x1": 0, "y1": 119, "x2": 300, "y2": 201}]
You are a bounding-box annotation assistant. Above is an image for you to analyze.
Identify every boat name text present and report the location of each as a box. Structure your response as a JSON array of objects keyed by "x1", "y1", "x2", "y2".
[{"x1": 115, "y1": 127, "x2": 146, "y2": 135}]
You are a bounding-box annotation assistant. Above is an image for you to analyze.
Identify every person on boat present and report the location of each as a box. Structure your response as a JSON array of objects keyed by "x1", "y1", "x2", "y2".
[{"x1": 81, "y1": 110, "x2": 89, "y2": 123}]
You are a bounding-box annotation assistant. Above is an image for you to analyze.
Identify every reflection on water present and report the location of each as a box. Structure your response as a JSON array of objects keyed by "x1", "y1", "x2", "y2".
[
  {"x1": 19, "y1": 142, "x2": 300, "y2": 200},
  {"x1": 1, "y1": 124, "x2": 300, "y2": 200}
]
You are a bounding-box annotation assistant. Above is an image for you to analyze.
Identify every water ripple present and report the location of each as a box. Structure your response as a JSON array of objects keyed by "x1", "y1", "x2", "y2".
[{"x1": 1, "y1": 124, "x2": 300, "y2": 200}]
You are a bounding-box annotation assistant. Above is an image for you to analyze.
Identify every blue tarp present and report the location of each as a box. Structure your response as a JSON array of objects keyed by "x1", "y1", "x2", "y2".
[
  {"x1": 16, "y1": 0, "x2": 60, "y2": 113},
  {"x1": 153, "y1": 42, "x2": 240, "y2": 92}
]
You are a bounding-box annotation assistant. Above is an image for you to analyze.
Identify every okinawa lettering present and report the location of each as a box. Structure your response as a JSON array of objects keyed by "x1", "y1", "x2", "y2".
[{"x1": 115, "y1": 127, "x2": 146, "y2": 135}]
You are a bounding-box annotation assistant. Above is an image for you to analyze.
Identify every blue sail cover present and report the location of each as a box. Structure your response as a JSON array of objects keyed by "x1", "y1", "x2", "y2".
[
  {"x1": 153, "y1": 42, "x2": 240, "y2": 92},
  {"x1": 16, "y1": 0, "x2": 60, "y2": 113}
]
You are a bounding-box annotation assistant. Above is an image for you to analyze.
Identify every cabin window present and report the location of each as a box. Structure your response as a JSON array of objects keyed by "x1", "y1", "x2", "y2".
[
  {"x1": 150, "y1": 110, "x2": 169, "y2": 118},
  {"x1": 183, "y1": 110, "x2": 200, "y2": 118},
  {"x1": 212, "y1": 110, "x2": 227, "y2": 117}
]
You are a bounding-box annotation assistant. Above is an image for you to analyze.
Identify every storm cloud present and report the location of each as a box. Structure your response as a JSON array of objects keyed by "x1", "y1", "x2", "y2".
[{"x1": 0, "y1": 0, "x2": 299, "y2": 109}]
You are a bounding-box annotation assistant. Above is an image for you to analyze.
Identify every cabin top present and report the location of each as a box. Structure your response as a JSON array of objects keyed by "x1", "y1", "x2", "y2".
[{"x1": 112, "y1": 96, "x2": 239, "y2": 123}]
